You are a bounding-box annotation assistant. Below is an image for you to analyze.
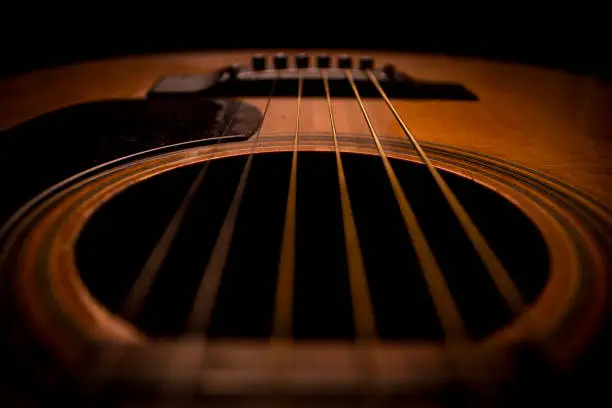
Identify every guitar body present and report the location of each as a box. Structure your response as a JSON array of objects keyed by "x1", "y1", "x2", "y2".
[{"x1": 1, "y1": 50, "x2": 611, "y2": 406}]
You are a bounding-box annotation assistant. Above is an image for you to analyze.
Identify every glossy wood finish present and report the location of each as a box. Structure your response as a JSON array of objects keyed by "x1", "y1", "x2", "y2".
[
  {"x1": 2, "y1": 50, "x2": 612, "y2": 404},
  {"x1": 1, "y1": 50, "x2": 611, "y2": 206},
  {"x1": 7, "y1": 133, "x2": 609, "y2": 401}
]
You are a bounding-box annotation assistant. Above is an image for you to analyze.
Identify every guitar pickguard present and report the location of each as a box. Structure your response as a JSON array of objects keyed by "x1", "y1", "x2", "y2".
[{"x1": 0, "y1": 97, "x2": 262, "y2": 227}]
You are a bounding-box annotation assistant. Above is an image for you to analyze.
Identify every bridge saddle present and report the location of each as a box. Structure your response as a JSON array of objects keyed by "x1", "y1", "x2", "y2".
[{"x1": 147, "y1": 54, "x2": 478, "y2": 101}]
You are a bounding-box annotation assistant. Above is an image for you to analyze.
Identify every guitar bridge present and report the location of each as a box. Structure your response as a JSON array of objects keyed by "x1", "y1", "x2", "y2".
[{"x1": 147, "y1": 54, "x2": 478, "y2": 101}]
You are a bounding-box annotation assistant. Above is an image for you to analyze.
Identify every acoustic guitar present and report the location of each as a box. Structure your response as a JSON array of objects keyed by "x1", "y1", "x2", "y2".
[{"x1": 0, "y1": 50, "x2": 611, "y2": 406}]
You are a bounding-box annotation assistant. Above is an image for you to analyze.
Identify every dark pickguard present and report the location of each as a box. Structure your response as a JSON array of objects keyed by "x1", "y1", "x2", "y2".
[
  {"x1": 0, "y1": 97, "x2": 262, "y2": 228},
  {"x1": 0, "y1": 60, "x2": 480, "y2": 229}
]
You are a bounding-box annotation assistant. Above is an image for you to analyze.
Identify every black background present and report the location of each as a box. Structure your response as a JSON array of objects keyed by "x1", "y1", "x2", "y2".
[{"x1": 0, "y1": 7, "x2": 608, "y2": 79}]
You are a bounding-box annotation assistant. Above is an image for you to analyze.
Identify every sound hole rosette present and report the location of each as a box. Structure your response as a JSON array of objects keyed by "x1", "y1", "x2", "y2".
[{"x1": 1, "y1": 133, "x2": 610, "y2": 398}]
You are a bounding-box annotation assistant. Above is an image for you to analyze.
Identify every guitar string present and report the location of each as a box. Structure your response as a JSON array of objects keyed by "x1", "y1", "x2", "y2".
[
  {"x1": 344, "y1": 69, "x2": 466, "y2": 341},
  {"x1": 344, "y1": 69, "x2": 494, "y2": 393},
  {"x1": 186, "y1": 74, "x2": 279, "y2": 334},
  {"x1": 96, "y1": 75, "x2": 279, "y2": 405},
  {"x1": 93, "y1": 62, "x2": 494, "y2": 393},
  {"x1": 0, "y1": 134, "x2": 246, "y2": 249},
  {"x1": 272, "y1": 69, "x2": 303, "y2": 339},
  {"x1": 44, "y1": 61, "x2": 519, "y2": 401},
  {"x1": 121, "y1": 101, "x2": 247, "y2": 320},
  {"x1": 365, "y1": 70, "x2": 525, "y2": 315},
  {"x1": 345, "y1": 69, "x2": 495, "y2": 391},
  {"x1": 366, "y1": 69, "x2": 582, "y2": 397},
  {"x1": 77, "y1": 61, "x2": 545, "y2": 401},
  {"x1": 84, "y1": 105, "x2": 250, "y2": 399},
  {"x1": 322, "y1": 70, "x2": 377, "y2": 340}
]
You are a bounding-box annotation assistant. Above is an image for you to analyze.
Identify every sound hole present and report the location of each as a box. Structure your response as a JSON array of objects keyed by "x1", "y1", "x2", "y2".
[{"x1": 76, "y1": 152, "x2": 549, "y2": 341}]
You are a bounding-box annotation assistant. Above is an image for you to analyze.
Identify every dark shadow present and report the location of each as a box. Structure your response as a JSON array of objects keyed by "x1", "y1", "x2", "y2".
[
  {"x1": 0, "y1": 97, "x2": 261, "y2": 229},
  {"x1": 77, "y1": 152, "x2": 549, "y2": 341}
]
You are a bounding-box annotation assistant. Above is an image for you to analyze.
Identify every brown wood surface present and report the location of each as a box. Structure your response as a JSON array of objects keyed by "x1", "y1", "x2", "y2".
[
  {"x1": 1, "y1": 50, "x2": 611, "y2": 206},
  {"x1": 2, "y1": 50, "x2": 612, "y2": 405}
]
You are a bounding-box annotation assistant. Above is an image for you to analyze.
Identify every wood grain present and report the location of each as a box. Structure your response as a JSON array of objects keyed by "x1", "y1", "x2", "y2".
[
  {"x1": 3, "y1": 50, "x2": 612, "y2": 405},
  {"x1": 1, "y1": 50, "x2": 610, "y2": 206}
]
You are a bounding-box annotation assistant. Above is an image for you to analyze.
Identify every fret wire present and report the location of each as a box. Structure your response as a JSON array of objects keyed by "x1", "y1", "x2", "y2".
[
  {"x1": 323, "y1": 70, "x2": 377, "y2": 340},
  {"x1": 121, "y1": 101, "x2": 247, "y2": 321},
  {"x1": 272, "y1": 70, "x2": 303, "y2": 338},
  {"x1": 365, "y1": 70, "x2": 525, "y2": 315},
  {"x1": 187, "y1": 74, "x2": 280, "y2": 334},
  {"x1": 344, "y1": 69, "x2": 466, "y2": 341}
]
